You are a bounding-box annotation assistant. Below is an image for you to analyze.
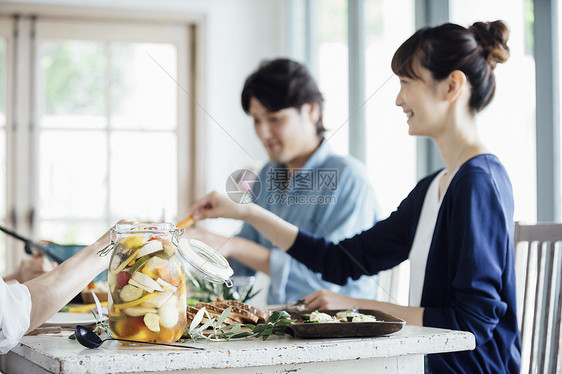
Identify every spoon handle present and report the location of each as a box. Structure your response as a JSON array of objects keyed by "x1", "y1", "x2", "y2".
[{"x1": 110, "y1": 338, "x2": 204, "y2": 350}]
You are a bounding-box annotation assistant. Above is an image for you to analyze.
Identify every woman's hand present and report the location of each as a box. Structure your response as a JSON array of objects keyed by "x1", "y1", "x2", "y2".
[
  {"x1": 303, "y1": 289, "x2": 359, "y2": 311},
  {"x1": 303, "y1": 289, "x2": 425, "y2": 325},
  {"x1": 189, "y1": 191, "x2": 299, "y2": 252},
  {"x1": 189, "y1": 191, "x2": 248, "y2": 221}
]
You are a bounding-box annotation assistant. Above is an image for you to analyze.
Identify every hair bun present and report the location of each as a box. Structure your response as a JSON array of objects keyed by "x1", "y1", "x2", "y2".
[{"x1": 469, "y1": 20, "x2": 510, "y2": 69}]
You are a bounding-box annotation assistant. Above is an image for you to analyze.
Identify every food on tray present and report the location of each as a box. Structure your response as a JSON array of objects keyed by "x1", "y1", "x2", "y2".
[
  {"x1": 186, "y1": 299, "x2": 270, "y2": 328},
  {"x1": 288, "y1": 309, "x2": 404, "y2": 338},
  {"x1": 107, "y1": 235, "x2": 187, "y2": 344},
  {"x1": 302, "y1": 310, "x2": 379, "y2": 323},
  {"x1": 307, "y1": 311, "x2": 334, "y2": 323}
]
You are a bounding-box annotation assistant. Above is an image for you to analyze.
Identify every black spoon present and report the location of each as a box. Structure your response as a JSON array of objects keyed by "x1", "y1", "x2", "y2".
[{"x1": 74, "y1": 325, "x2": 204, "y2": 350}]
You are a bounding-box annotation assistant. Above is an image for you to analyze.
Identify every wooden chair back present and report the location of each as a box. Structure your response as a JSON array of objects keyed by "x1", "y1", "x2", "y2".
[{"x1": 514, "y1": 222, "x2": 562, "y2": 374}]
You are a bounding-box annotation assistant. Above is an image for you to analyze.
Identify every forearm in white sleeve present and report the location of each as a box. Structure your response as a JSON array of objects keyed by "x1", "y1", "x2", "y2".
[{"x1": 0, "y1": 278, "x2": 32, "y2": 354}]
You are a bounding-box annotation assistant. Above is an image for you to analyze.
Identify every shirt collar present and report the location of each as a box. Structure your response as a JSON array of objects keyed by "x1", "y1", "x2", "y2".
[{"x1": 274, "y1": 138, "x2": 331, "y2": 170}]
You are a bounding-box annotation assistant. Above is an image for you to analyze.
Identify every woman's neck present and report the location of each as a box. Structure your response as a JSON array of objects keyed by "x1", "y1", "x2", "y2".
[{"x1": 435, "y1": 111, "x2": 485, "y2": 175}]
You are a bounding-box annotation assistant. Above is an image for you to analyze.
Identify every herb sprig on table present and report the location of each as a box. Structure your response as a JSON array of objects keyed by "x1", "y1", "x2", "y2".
[
  {"x1": 187, "y1": 276, "x2": 260, "y2": 303},
  {"x1": 69, "y1": 292, "x2": 294, "y2": 343},
  {"x1": 68, "y1": 291, "x2": 113, "y2": 340},
  {"x1": 186, "y1": 309, "x2": 295, "y2": 341}
]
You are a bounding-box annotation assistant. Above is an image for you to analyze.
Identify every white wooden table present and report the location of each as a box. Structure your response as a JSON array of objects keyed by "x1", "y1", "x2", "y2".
[{"x1": 0, "y1": 325, "x2": 474, "y2": 373}]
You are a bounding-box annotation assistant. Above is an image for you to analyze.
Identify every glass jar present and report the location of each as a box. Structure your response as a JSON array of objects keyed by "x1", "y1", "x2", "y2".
[{"x1": 105, "y1": 223, "x2": 233, "y2": 344}]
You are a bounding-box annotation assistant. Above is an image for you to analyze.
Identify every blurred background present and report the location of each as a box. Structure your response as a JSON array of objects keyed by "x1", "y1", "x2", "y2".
[{"x1": 0, "y1": 0, "x2": 559, "y2": 305}]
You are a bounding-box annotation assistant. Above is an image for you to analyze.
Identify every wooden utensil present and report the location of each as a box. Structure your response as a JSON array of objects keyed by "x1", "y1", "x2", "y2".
[{"x1": 177, "y1": 216, "x2": 195, "y2": 229}]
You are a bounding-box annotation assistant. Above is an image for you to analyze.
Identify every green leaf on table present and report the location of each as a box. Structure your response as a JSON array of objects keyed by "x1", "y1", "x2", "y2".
[
  {"x1": 90, "y1": 291, "x2": 104, "y2": 322},
  {"x1": 272, "y1": 325, "x2": 294, "y2": 336},
  {"x1": 216, "y1": 323, "x2": 242, "y2": 332},
  {"x1": 191, "y1": 318, "x2": 215, "y2": 335},
  {"x1": 230, "y1": 325, "x2": 241, "y2": 334},
  {"x1": 186, "y1": 307, "x2": 295, "y2": 342},
  {"x1": 267, "y1": 310, "x2": 290, "y2": 324},
  {"x1": 252, "y1": 324, "x2": 267, "y2": 334},
  {"x1": 190, "y1": 307, "x2": 206, "y2": 331},
  {"x1": 243, "y1": 324, "x2": 256, "y2": 331},
  {"x1": 230, "y1": 331, "x2": 254, "y2": 339},
  {"x1": 216, "y1": 306, "x2": 232, "y2": 326}
]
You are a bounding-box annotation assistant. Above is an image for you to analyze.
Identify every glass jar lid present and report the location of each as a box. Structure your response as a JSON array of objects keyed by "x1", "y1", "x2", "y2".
[
  {"x1": 176, "y1": 238, "x2": 234, "y2": 286},
  {"x1": 113, "y1": 222, "x2": 175, "y2": 234}
]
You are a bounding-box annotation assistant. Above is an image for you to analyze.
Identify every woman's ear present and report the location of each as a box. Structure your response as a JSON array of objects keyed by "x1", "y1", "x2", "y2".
[{"x1": 445, "y1": 70, "x2": 467, "y2": 102}]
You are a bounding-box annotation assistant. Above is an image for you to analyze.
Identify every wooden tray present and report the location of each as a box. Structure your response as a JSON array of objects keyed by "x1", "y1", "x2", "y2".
[{"x1": 288, "y1": 309, "x2": 405, "y2": 339}]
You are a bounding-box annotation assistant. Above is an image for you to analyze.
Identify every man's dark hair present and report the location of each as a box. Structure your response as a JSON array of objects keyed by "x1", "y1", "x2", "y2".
[{"x1": 241, "y1": 58, "x2": 326, "y2": 136}]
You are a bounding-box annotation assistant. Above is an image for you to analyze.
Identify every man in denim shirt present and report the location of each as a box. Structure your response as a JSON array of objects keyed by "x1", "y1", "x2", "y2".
[{"x1": 189, "y1": 59, "x2": 378, "y2": 304}]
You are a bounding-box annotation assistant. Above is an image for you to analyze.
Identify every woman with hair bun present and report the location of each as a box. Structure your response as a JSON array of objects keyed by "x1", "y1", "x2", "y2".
[{"x1": 189, "y1": 20, "x2": 521, "y2": 372}]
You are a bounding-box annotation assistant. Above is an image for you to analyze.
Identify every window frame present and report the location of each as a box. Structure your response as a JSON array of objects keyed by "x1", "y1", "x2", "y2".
[
  {"x1": 286, "y1": 0, "x2": 561, "y2": 304},
  {"x1": 534, "y1": 0, "x2": 560, "y2": 221},
  {"x1": 0, "y1": 4, "x2": 206, "y2": 274},
  {"x1": 288, "y1": 0, "x2": 561, "y2": 221}
]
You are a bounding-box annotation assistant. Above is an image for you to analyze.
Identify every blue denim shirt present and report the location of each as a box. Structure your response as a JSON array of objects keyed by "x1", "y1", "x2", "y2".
[{"x1": 235, "y1": 141, "x2": 379, "y2": 304}]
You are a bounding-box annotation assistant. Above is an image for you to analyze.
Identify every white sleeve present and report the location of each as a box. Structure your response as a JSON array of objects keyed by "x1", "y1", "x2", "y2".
[{"x1": 0, "y1": 278, "x2": 32, "y2": 354}]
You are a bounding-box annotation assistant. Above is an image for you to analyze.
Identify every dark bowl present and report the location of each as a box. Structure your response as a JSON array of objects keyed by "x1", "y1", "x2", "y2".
[{"x1": 288, "y1": 309, "x2": 405, "y2": 339}]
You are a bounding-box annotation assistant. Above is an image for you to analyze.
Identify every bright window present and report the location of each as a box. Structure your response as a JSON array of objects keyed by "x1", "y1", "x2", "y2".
[
  {"x1": 450, "y1": 0, "x2": 537, "y2": 222},
  {"x1": 303, "y1": 0, "x2": 417, "y2": 305},
  {"x1": 312, "y1": 0, "x2": 417, "y2": 218},
  {"x1": 0, "y1": 15, "x2": 195, "y2": 270},
  {"x1": 364, "y1": 0, "x2": 416, "y2": 305},
  {"x1": 365, "y1": 0, "x2": 416, "y2": 218},
  {"x1": 315, "y1": 0, "x2": 349, "y2": 156},
  {"x1": 34, "y1": 20, "x2": 187, "y2": 244}
]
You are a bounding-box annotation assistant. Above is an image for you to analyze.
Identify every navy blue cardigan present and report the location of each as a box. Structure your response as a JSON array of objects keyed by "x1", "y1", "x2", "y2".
[{"x1": 287, "y1": 154, "x2": 521, "y2": 373}]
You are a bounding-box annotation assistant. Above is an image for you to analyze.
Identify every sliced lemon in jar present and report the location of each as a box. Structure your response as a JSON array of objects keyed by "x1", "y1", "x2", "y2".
[
  {"x1": 114, "y1": 292, "x2": 158, "y2": 310},
  {"x1": 110, "y1": 246, "x2": 143, "y2": 275},
  {"x1": 131, "y1": 272, "x2": 163, "y2": 292},
  {"x1": 144, "y1": 312, "x2": 161, "y2": 332},
  {"x1": 122, "y1": 236, "x2": 144, "y2": 250},
  {"x1": 128, "y1": 255, "x2": 150, "y2": 275},
  {"x1": 162, "y1": 241, "x2": 175, "y2": 257},
  {"x1": 119, "y1": 284, "x2": 143, "y2": 302},
  {"x1": 124, "y1": 306, "x2": 157, "y2": 317},
  {"x1": 136, "y1": 240, "x2": 163, "y2": 259},
  {"x1": 140, "y1": 291, "x2": 173, "y2": 308}
]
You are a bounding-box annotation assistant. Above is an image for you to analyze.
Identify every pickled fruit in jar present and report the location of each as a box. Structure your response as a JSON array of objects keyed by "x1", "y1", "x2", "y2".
[{"x1": 108, "y1": 229, "x2": 187, "y2": 344}]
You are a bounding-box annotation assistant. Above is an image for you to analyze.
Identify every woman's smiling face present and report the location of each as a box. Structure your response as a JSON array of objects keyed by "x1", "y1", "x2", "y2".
[{"x1": 395, "y1": 67, "x2": 449, "y2": 138}]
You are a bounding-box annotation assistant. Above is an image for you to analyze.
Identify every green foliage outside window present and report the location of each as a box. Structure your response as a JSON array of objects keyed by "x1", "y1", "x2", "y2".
[
  {"x1": 40, "y1": 41, "x2": 128, "y2": 117},
  {"x1": 319, "y1": 0, "x2": 348, "y2": 43},
  {"x1": 524, "y1": 0, "x2": 534, "y2": 57}
]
